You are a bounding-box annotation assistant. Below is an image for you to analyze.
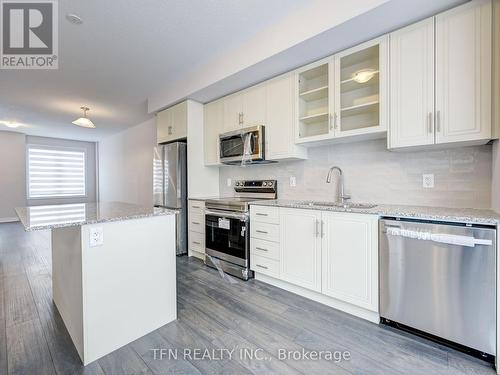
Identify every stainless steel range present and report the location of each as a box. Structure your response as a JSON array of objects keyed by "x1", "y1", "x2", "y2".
[{"x1": 204, "y1": 180, "x2": 277, "y2": 280}]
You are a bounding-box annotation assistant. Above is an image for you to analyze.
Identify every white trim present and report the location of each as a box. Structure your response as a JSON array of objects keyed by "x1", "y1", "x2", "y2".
[
  {"x1": 255, "y1": 272, "x2": 380, "y2": 324},
  {"x1": 0, "y1": 217, "x2": 20, "y2": 223}
]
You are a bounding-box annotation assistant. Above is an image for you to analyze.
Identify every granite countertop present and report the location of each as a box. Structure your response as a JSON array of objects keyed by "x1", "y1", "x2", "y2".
[
  {"x1": 16, "y1": 201, "x2": 178, "y2": 231},
  {"x1": 250, "y1": 200, "x2": 500, "y2": 226}
]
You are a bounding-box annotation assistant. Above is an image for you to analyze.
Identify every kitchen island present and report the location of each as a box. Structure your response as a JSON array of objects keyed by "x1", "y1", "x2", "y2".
[{"x1": 15, "y1": 202, "x2": 178, "y2": 365}]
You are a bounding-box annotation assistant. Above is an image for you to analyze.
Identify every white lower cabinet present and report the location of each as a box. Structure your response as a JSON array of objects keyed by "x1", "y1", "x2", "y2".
[
  {"x1": 280, "y1": 208, "x2": 322, "y2": 293},
  {"x1": 188, "y1": 199, "x2": 205, "y2": 260},
  {"x1": 321, "y1": 212, "x2": 379, "y2": 312},
  {"x1": 251, "y1": 205, "x2": 380, "y2": 321}
]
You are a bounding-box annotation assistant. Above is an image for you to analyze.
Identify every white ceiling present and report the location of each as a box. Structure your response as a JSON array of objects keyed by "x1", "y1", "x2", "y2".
[{"x1": 0, "y1": 0, "x2": 467, "y2": 142}]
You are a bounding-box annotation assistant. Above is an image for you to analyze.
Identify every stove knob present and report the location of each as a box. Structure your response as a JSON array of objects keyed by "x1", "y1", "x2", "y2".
[
  {"x1": 263, "y1": 182, "x2": 267, "y2": 186},
  {"x1": 235, "y1": 182, "x2": 240, "y2": 186}
]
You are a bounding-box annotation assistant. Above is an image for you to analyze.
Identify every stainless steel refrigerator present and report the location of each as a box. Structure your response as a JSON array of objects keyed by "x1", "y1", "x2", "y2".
[{"x1": 153, "y1": 142, "x2": 187, "y2": 255}]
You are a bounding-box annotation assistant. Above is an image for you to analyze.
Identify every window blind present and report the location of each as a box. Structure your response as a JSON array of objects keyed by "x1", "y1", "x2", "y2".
[{"x1": 27, "y1": 146, "x2": 86, "y2": 198}]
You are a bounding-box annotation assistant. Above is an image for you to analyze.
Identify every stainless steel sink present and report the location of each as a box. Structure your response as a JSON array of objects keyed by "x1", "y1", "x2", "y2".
[{"x1": 299, "y1": 201, "x2": 377, "y2": 209}]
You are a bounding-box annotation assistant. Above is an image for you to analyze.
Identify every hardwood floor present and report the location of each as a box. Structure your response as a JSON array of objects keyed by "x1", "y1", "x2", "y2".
[{"x1": 0, "y1": 222, "x2": 496, "y2": 374}]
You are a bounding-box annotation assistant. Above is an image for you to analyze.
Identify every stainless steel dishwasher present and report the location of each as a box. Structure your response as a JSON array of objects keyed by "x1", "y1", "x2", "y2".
[{"x1": 379, "y1": 217, "x2": 496, "y2": 357}]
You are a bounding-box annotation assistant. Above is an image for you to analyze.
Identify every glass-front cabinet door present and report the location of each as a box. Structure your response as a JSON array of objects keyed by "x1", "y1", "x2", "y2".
[
  {"x1": 296, "y1": 59, "x2": 333, "y2": 142},
  {"x1": 333, "y1": 36, "x2": 388, "y2": 138}
]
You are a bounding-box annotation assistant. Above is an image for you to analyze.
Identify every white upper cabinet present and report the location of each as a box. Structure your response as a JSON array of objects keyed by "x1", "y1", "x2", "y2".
[
  {"x1": 295, "y1": 59, "x2": 333, "y2": 143},
  {"x1": 204, "y1": 98, "x2": 223, "y2": 166},
  {"x1": 266, "y1": 74, "x2": 307, "y2": 161},
  {"x1": 242, "y1": 84, "x2": 267, "y2": 127},
  {"x1": 389, "y1": 0, "x2": 493, "y2": 149},
  {"x1": 333, "y1": 36, "x2": 388, "y2": 140},
  {"x1": 389, "y1": 18, "x2": 435, "y2": 148},
  {"x1": 280, "y1": 208, "x2": 322, "y2": 293},
  {"x1": 435, "y1": 0, "x2": 492, "y2": 144},
  {"x1": 321, "y1": 212, "x2": 379, "y2": 312},
  {"x1": 223, "y1": 93, "x2": 243, "y2": 132},
  {"x1": 157, "y1": 101, "x2": 187, "y2": 144}
]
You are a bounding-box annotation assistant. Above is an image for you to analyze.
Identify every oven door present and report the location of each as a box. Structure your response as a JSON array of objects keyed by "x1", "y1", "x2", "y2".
[
  {"x1": 219, "y1": 125, "x2": 263, "y2": 164},
  {"x1": 205, "y1": 210, "x2": 249, "y2": 267}
]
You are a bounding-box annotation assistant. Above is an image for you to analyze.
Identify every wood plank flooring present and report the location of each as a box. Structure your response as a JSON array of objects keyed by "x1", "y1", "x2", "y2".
[{"x1": 0, "y1": 222, "x2": 496, "y2": 374}]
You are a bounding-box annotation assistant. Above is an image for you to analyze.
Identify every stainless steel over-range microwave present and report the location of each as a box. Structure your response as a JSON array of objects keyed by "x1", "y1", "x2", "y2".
[{"x1": 219, "y1": 125, "x2": 265, "y2": 165}]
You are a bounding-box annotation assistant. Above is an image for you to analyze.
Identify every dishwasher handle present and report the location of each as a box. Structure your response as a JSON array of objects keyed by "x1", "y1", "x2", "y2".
[{"x1": 386, "y1": 227, "x2": 493, "y2": 247}]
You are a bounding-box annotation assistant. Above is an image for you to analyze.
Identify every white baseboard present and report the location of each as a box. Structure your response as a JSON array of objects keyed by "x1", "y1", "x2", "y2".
[
  {"x1": 0, "y1": 217, "x2": 19, "y2": 223},
  {"x1": 255, "y1": 273, "x2": 380, "y2": 324}
]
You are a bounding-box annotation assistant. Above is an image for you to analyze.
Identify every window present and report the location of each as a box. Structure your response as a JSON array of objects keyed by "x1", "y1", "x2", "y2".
[{"x1": 27, "y1": 145, "x2": 86, "y2": 199}]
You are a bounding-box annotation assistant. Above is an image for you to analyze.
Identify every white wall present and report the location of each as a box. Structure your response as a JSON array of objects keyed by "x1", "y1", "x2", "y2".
[
  {"x1": 98, "y1": 118, "x2": 156, "y2": 207},
  {"x1": 219, "y1": 140, "x2": 493, "y2": 209},
  {"x1": 186, "y1": 100, "x2": 219, "y2": 199},
  {"x1": 0, "y1": 131, "x2": 26, "y2": 221}
]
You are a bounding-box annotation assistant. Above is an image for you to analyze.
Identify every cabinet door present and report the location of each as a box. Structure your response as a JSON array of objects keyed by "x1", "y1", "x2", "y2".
[
  {"x1": 334, "y1": 36, "x2": 388, "y2": 138},
  {"x1": 242, "y1": 84, "x2": 266, "y2": 126},
  {"x1": 203, "y1": 99, "x2": 223, "y2": 165},
  {"x1": 321, "y1": 212, "x2": 378, "y2": 312},
  {"x1": 266, "y1": 74, "x2": 294, "y2": 159},
  {"x1": 435, "y1": 0, "x2": 492, "y2": 144},
  {"x1": 156, "y1": 108, "x2": 173, "y2": 143},
  {"x1": 280, "y1": 208, "x2": 322, "y2": 292},
  {"x1": 389, "y1": 18, "x2": 435, "y2": 148},
  {"x1": 171, "y1": 101, "x2": 187, "y2": 140},
  {"x1": 223, "y1": 93, "x2": 243, "y2": 132}
]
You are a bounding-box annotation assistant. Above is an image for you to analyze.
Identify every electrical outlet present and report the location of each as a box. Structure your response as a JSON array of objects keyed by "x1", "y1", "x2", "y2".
[
  {"x1": 289, "y1": 176, "x2": 297, "y2": 187},
  {"x1": 423, "y1": 174, "x2": 434, "y2": 188},
  {"x1": 226, "y1": 178, "x2": 232, "y2": 187},
  {"x1": 89, "y1": 226, "x2": 104, "y2": 247}
]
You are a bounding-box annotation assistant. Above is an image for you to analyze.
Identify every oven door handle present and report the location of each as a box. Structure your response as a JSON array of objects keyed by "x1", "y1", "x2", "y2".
[{"x1": 205, "y1": 209, "x2": 249, "y2": 221}]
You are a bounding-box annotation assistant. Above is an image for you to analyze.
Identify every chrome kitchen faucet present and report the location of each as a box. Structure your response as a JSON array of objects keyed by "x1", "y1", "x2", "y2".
[{"x1": 326, "y1": 166, "x2": 351, "y2": 205}]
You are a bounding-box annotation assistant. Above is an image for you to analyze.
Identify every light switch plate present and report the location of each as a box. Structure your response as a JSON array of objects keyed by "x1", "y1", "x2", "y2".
[
  {"x1": 89, "y1": 226, "x2": 104, "y2": 247},
  {"x1": 289, "y1": 176, "x2": 297, "y2": 187},
  {"x1": 423, "y1": 174, "x2": 434, "y2": 188}
]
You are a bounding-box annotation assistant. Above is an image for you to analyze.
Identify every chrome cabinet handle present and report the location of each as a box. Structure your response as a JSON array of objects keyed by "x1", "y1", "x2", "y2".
[
  {"x1": 168, "y1": 126, "x2": 173, "y2": 135},
  {"x1": 315, "y1": 220, "x2": 320, "y2": 237},
  {"x1": 192, "y1": 241, "x2": 201, "y2": 245},
  {"x1": 428, "y1": 112, "x2": 433, "y2": 133},
  {"x1": 255, "y1": 247, "x2": 268, "y2": 252},
  {"x1": 192, "y1": 205, "x2": 201, "y2": 209},
  {"x1": 191, "y1": 221, "x2": 200, "y2": 225},
  {"x1": 256, "y1": 264, "x2": 268, "y2": 270},
  {"x1": 255, "y1": 213, "x2": 268, "y2": 216},
  {"x1": 321, "y1": 220, "x2": 325, "y2": 238},
  {"x1": 436, "y1": 110, "x2": 441, "y2": 132},
  {"x1": 256, "y1": 230, "x2": 268, "y2": 234}
]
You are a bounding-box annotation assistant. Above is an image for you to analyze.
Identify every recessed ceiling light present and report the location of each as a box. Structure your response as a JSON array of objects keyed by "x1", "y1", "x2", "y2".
[
  {"x1": 66, "y1": 13, "x2": 83, "y2": 25},
  {"x1": 0, "y1": 121, "x2": 22, "y2": 128},
  {"x1": 72, "y1": 106, "x2": 96, "y2": 128}
]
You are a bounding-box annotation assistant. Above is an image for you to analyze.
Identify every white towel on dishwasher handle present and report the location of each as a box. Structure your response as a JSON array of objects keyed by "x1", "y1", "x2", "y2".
[{"x1": 386, "y1": 227, "x2": 492, "y2": 247}]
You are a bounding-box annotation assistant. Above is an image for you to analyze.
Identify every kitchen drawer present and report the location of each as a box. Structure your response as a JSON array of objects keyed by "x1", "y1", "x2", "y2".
[
  {"x1": 251, "y1": 222, "x2": 279, "y2": 242},
  {"x1": 188, "y1": 213, "x2": 205, "y2": 233},
  {"x1": 251, "y1": 238, "x2": 280, "y2": 261},
  {"x1": 189, "y1": 200, "x2": 205, "y2": 213},
  {"x1": 251, "y1": 254, "x2": 280, "y2": 278},
  {"x1": 250, "y1": 205, "x2": 279, "y2": 224},
  {"x1": 188, "y1": 231, "x2": 205, "y2": 253}
]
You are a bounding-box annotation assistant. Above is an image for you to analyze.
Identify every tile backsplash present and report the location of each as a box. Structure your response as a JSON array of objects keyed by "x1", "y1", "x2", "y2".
[{"x1": 219, "y1": 139, "x2": 492, "y2": 209}]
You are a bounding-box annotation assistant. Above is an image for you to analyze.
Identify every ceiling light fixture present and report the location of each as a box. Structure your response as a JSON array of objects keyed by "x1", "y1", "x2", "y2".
[
  {"x1": 72, "y1": 106, "x2": 96, "y2": 128},
  {"x1": 352, "y1": 69, "x2": 377, "y2": 84},
  {"x1": 66, "y1": 13, "x2": 83, "y2": 25}
]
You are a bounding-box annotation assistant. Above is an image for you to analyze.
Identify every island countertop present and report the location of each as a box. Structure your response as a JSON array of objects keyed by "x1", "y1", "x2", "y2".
[{"x1": 15, "y1": 201, "x2": 178, "y2": 231}]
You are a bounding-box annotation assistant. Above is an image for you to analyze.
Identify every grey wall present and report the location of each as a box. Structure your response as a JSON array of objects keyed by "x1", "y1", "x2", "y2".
[
  {"x1": 219, "y1": 139, "x2": 492, "y2": 209},
  {"x1": 26, "y1": 136, "x2": 97, "y2": 206},
  {"x1": 0, "y1": 131, "x2": 27, "y2": 221},
  {"x1": 98, "y1": 118, "x2": 156, "y2": 207}
]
